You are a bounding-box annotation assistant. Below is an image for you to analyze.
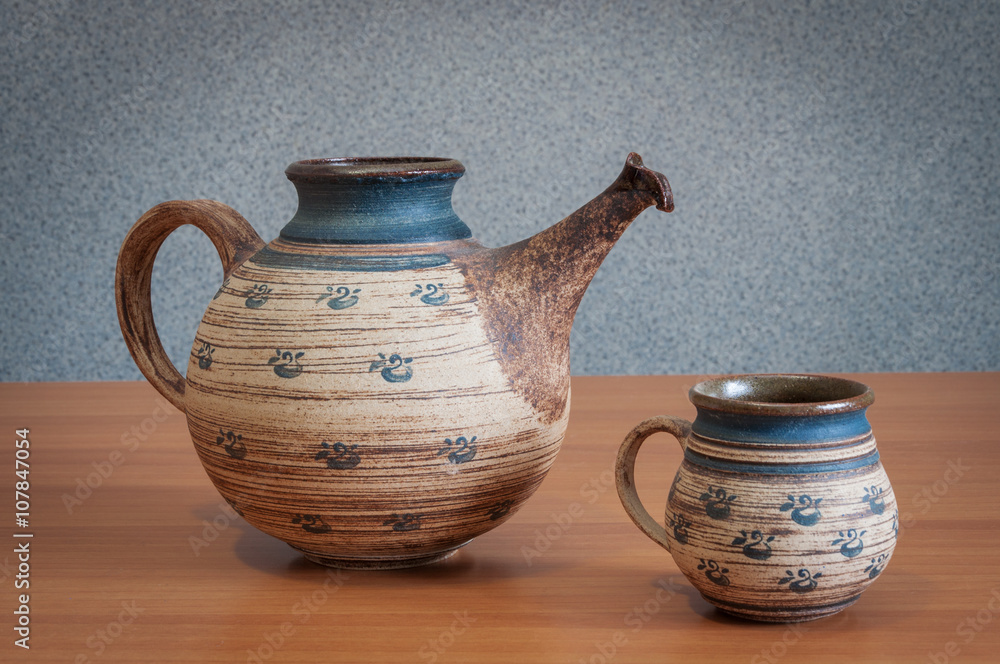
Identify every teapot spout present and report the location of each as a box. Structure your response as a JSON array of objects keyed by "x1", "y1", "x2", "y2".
[{"x1": 457, "y1": 153, "x2": 672, "y2": 421}]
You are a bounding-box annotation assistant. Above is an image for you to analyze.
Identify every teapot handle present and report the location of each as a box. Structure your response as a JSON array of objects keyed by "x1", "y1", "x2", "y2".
[
  {"x1": 615, "y1": 415, "x2": 692, "y2": 552},
  {"x1": 115, "y1": 200, "x2": 265, "y2": 412}
]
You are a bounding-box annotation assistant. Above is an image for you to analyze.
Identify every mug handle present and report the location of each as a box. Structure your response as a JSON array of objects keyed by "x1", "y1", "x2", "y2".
[
  {"x1": 115, "y1": 200, "x2": 265, "y2": 412},
  {"x1": 615, "y1": 415, "x2": 692, "y2": 552}
]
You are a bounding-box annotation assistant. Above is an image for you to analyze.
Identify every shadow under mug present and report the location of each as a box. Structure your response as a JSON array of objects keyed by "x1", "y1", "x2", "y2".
[{"x1": 615, "y1": 374, "x2": 897, "y2": 622}]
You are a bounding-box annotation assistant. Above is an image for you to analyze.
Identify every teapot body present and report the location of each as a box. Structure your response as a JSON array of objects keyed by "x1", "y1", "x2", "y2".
[
  {"x1": 186, "y1": 237, "x2": 566, "y2": 567},
  {"x1": 117, "y1": 154, "x2": 672, "y2": 568}
]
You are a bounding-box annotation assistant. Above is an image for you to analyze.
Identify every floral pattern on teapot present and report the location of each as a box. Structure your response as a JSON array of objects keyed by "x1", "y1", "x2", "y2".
[
  {"x1": 317, "y1": 286, "x2": 361, "y2": 310},
  {"x1": 293, "y1": 514, "x2": 332, "y2": 534},
  {"x1": 268, "y1": 349, "x2": 304, "y2": 378},
  {"x1": 195, "y1": 341, "x2": 215, "y2": 370},
  {"x1": 369, "y1": 353, "x2": 413, "y2": 383},
  {"x1": 436, "y1": 436, "x2": 478, "y2": 464},
  {"x1": 315, "y1": 442, "x2": 361, "y2": 470},
  {"x1": 383, "y1": 513, "x2": 422, "y2": 532},
  {"x1": 487, "y1": 499, "x2": 514, "y2": 521},
  {"x1": 410, "y1": 283, "x2": 449, "y2": 305},
  {"x1": 216, "y1": 429, "x2": 247, "y2": 460},
  {"x1": 243, "y1": 283, "x2": 272, "y2": 308}
]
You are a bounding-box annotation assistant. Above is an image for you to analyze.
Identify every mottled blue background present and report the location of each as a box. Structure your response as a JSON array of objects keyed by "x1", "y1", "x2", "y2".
[{"x1": 1, "y1": 0, "x2": 997, "y2": 382}]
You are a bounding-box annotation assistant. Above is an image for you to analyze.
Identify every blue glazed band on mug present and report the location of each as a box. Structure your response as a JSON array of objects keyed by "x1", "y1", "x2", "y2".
[
  {"x1": 690, "y1": 409, "x2": 872, "y2": 445},
  {"x1": 690, "y1": 373, "x2": 874, "y2": 444}
]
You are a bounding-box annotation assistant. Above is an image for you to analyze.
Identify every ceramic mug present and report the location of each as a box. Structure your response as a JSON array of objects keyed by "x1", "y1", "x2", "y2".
[{"x1": 615, "y1": 374, "x2": 897, "y2": 622}]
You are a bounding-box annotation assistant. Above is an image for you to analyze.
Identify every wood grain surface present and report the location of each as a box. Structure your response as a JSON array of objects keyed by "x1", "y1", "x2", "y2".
[{"x1": 1, "y1": 373, "x2": 998, "y2": 663}]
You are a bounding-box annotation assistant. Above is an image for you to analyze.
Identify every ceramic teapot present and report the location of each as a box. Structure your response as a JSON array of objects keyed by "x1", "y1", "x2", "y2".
[{"x1": 116, "y1": 153, "x2": 672, "y2": 568}]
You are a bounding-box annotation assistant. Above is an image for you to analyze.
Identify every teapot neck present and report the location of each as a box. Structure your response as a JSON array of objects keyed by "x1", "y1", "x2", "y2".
[{"x1": 279, "y1": 157, "x2": 472, "y2": 244}]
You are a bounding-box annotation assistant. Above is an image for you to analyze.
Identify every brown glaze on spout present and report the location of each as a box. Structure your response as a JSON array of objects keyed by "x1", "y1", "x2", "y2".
[{"x1": 455, "y1": 154, "x2": 673, "y2": 421}]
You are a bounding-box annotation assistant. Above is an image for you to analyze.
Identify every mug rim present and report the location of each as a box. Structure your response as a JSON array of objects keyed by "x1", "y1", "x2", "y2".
[{"x1": 689, "y1": 373, "x2": 874, "y2": 416}]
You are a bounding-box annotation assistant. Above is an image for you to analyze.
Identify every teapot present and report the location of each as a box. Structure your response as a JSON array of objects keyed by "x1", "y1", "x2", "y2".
[{"x1": 116, "y1": 153, "x2": 672, "y2": 568}]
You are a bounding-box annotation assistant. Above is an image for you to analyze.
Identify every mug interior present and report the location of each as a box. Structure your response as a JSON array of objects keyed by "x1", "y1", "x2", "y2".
[{"x1": 690, "y1": 374, "x2": 873, "y2": 415}]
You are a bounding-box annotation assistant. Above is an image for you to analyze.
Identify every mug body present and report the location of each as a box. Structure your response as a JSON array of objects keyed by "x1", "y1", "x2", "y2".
[{"x1": 667, "y1": 375, "x2": 896, "y2": 621}]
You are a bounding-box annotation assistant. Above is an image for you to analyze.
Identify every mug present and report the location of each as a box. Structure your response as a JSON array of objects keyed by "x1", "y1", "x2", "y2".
[{"x1": 615, "y1": 374, "x2": 897, "y2": 622}]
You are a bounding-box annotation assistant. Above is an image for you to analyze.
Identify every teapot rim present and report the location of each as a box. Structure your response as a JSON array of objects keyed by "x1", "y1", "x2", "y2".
[{"x1": 286, "y1": 156, "x2": 465, "y2": 183}]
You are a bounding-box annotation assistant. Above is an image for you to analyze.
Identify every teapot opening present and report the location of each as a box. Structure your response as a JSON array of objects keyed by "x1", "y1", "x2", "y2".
[{"x1": 286, "y1": 157, "x2": 464, "y2": 183}]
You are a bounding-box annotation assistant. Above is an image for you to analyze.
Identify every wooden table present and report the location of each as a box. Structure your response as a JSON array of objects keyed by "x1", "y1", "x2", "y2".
[{"x1": 2, "y1": 374, "x2": 998, "y2": 663}]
